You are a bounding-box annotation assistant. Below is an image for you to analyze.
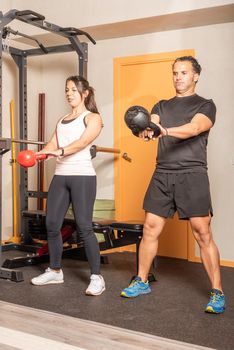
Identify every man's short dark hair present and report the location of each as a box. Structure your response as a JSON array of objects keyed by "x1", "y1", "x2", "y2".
[{"x1": 173, "y1": 56, "x2": 202, "y2": 75}]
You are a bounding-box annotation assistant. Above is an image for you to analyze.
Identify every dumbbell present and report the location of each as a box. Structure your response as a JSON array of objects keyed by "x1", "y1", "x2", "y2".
[
  {"x1": 17, "y1": 150, "x2": 47, "y2": 168},
  {"x1": 124, "y1": 105, "x2": 161, "y2": 137}
]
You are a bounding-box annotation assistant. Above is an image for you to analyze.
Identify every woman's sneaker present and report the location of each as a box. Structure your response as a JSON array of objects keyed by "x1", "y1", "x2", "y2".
[
  {"x1": 31, "y1": 268, "x2": 64, "y2": 285},
  {"x1": 121, "y1": 276, "x2": 151, "y2": 298},
  {"x1": 85, "y1": 274, "x2": 105, "y2": 296},
  {"x1": 205, "y1": 289, "x2": 225, "y2": 313}
]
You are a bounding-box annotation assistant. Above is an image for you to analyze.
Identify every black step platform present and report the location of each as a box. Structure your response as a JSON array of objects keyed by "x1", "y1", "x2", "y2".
[{"x1": 0, "y1": 267, "x2": 24, "y2": 282}]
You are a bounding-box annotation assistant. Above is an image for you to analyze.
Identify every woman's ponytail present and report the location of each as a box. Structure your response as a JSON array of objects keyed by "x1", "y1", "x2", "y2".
[{"x1": 84, "y1": 86, "x2": 99, "y2": 113}]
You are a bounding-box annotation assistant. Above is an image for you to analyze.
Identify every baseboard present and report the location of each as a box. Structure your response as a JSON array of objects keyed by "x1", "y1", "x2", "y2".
[{"x1": 189, "y1": 256, "x2": 234, "y2": 268}]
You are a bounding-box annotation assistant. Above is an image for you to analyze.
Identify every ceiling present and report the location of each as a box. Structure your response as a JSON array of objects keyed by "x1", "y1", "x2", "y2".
[{"x1": 9, "y1": 4, "x2": 234, "y2": 49}]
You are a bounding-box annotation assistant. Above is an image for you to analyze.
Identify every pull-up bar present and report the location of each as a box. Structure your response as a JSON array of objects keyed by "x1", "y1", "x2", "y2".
[{"x1": 3, "y1": 27, "x2": 49, "y2": 54}]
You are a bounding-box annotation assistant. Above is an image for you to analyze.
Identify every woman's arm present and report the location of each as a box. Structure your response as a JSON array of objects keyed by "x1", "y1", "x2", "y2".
[
  {"x1": 35, "y1": 131, "x2": 59, "y2": 158},
  {"x1": 40, "y1": 132, "x2": 58, "y2": 151}
]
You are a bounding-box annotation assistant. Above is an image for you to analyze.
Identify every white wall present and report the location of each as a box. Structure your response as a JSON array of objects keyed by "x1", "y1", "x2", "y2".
[
  {"x1": 1, "y1": 0, "x2": 13, "y2": 13},
  {"x1": 1, "y1": 1, "x2": 234, "y2": 262}
]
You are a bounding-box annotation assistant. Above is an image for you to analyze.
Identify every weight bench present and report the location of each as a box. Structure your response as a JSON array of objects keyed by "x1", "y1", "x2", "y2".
[
  {"x1": 2, "y1": 212, "x2": 157, "y2": 282},
  {"x1": 109, "y1": 221, "x2": 157, "y2": 282},
  {"x1": 79, "y1": 220, "x2": 156, "y2": 282},
  {"x1": 2, "y1": 212, "x2": 115, "y2": 268}
]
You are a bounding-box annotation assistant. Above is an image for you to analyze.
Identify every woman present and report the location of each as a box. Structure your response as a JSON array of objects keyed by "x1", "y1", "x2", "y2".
[{"x1": 31, "y1": 75, "x2": 105, "y2": 296}]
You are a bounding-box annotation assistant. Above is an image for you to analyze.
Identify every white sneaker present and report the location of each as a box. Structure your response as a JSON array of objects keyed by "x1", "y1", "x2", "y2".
[
  {"x1": 31, "y1": 268, "x2": 64, "y2": 285},
  {"x1": 85, "y1": 274, "x2": 105, "y2": 296}
]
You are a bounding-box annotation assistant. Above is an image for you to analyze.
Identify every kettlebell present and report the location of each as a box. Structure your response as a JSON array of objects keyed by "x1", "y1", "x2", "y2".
[{"x1": 17, "y1": 150, "x2": 47, "y2": 168}]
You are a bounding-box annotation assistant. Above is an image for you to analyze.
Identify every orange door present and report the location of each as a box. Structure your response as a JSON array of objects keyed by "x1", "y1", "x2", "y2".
[{"x1": 114, "y1": 49, "x2": 195, "y2": 259}]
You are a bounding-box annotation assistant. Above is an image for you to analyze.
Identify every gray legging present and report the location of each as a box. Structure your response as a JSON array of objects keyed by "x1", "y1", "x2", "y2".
[{"x1": 46, "y1": 175, "x2": 100, "y2": 274}]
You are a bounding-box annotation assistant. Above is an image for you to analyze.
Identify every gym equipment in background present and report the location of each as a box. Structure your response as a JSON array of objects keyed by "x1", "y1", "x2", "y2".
[
  {"x1": 0, "y1": 9, "x2": 96, "y2": 281},
  {"x1": 37, "y1": 93, "x2": 45, "y2": 210}
]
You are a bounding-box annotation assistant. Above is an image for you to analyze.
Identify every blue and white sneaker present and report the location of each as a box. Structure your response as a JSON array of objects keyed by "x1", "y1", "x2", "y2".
[
  {"x1": 121, "y1": 276, "x2": 151, "y2": 298},
  {"x1": 205, "y1": 289, "x2": 225, "y2": 314}
]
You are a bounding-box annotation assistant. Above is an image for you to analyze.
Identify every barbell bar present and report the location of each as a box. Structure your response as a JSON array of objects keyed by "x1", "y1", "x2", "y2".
[
  {"x1": 0, "y1": 137, "x2": 122, "y2": 159},
  {"x1": 0, "y1": 137, "x2": 46, "y2": 146},
  {"x1": 90, "y1": 145, "x2": 121, "y2": 158},
  {"x1": 0, "y1": 137, "x2": 45, "y2": 156}
]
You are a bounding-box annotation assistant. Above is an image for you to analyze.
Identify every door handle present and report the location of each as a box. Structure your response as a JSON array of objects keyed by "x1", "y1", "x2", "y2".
[{"x1": 122, "y1": 152, "x2": 132, "y2": 162}]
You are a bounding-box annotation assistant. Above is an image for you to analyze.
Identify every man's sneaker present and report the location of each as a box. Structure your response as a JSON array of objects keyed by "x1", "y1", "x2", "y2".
[
  {"x1": 205, "y1": 289, "x2": 225, "y2": 314},
  {"x1": 121, "y1": 276, "x2": 151, "y2": 298},
  {"x1": 85, "y1": 274, "x2": 105, "y2": 296},
  {"x1": 31, "y1": 268, "x2": 64, "y2": 286}
]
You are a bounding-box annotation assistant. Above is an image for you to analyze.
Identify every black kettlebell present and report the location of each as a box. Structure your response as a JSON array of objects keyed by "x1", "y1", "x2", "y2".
[{"x1": 124, "y1": 105, "x2": 161, "y2": 137}]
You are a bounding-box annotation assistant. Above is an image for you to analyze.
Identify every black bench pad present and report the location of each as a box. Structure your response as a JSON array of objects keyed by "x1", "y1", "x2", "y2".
[{"x1": 111, "y1": 221, "x2": 143, "y2": 231}]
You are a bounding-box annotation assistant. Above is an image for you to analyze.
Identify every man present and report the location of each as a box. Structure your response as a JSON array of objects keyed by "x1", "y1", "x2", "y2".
[{"x1": 121, "y1": 56, "x2": 225, "y2": 314}]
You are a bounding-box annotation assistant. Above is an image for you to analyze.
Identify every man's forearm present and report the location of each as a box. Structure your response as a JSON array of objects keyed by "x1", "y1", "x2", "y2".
[{"x1": 165, "y1": 122, "x2": 200, "y2": 139}]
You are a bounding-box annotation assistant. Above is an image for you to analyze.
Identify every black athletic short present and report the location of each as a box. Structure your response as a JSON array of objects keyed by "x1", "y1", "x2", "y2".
[{"x1": 143, "y1": 171, "x2": 213, "y2": 220}]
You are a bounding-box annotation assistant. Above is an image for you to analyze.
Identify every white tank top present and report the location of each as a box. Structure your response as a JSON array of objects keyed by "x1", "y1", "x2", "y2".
[{"x1": 55, "y1": 110, "x2": 96, "y2": 176}]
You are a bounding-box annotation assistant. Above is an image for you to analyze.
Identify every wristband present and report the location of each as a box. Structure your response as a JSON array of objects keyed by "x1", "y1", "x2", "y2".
[{"x1": 59, "y1": 147, "x2": 64, "y2": 156}]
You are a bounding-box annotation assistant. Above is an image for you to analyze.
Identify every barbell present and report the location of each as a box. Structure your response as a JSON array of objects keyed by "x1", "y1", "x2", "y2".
[
  {"x1": 0, "y1": 137, "x2": 45, "y2": 156},
  {"x1": 90, "y1": 145, "x2": 120, "y2": 159},
  {"x1": 0, "y1": 138, "x2": 121, "y2": 157},
  {"x1": 0, "y1": 137, "x2": 45, "y2": 147},
  {"x1": 18, "y1": 146, "x2": 121, "y2": 168}
]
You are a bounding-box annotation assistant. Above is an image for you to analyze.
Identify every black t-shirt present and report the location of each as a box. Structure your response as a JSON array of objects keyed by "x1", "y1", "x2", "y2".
[{"x1": 151, "y1": 94, "x2": 216, "y2": 173}]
